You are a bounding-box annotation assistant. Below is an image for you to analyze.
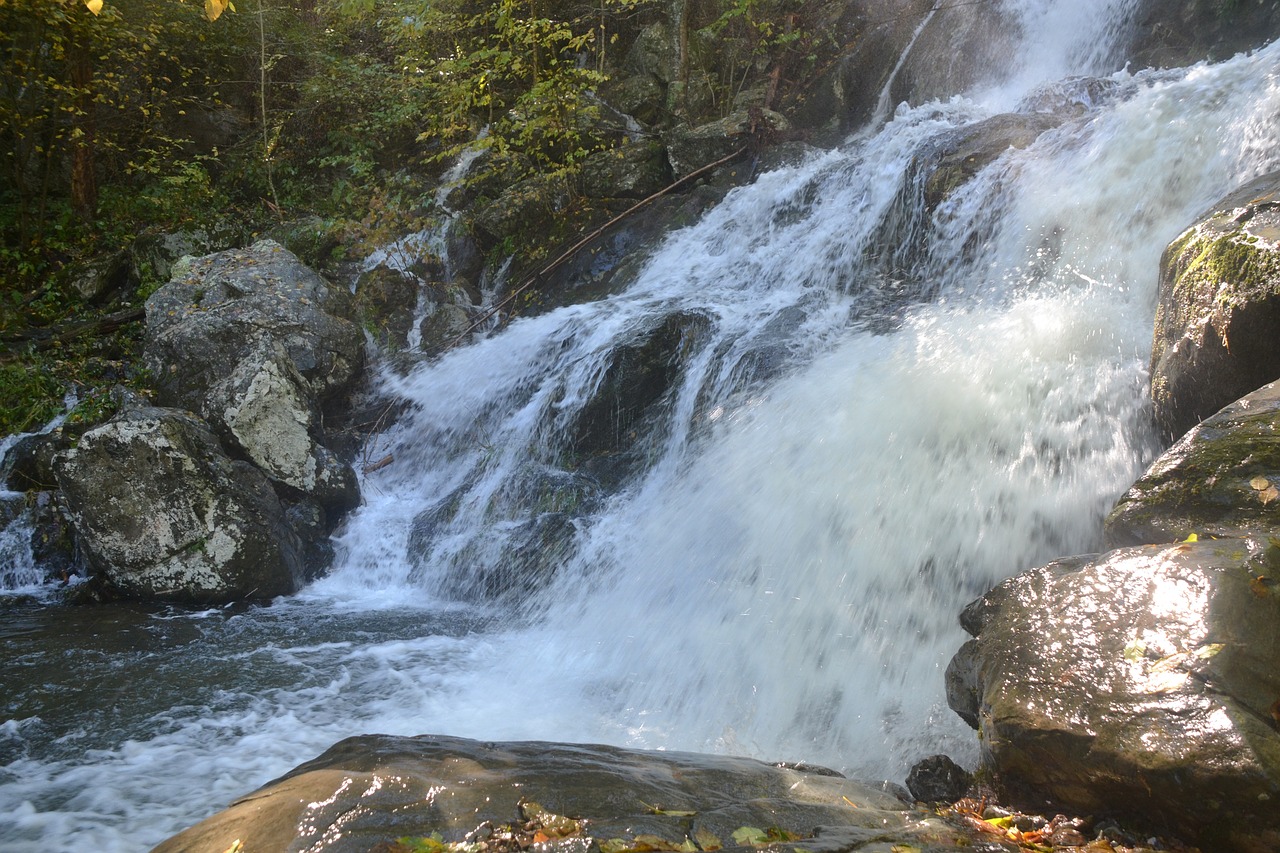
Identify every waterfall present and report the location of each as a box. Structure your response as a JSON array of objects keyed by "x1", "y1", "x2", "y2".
[{"x1": 5, "y1": 1, "x2": 1280, "y2": 849}]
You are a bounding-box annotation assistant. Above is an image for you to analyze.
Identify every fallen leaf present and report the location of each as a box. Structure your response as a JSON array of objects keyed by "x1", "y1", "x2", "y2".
[
  {"x1": 1262, "y1": 486, "x2": 1279, "y2": 505},
  {"x1": 1252, "y1": 576, "x2": 1275, "y2": 598},
  {"x1": 1251, "y1": 476, "x2": 1271, "y2": 491},
  {"x1": 731, "y1": 827, "x2": 768, "y2": 846},
  {"x1": 693, "y1": 828, "x2": 722, "y2": 851}
]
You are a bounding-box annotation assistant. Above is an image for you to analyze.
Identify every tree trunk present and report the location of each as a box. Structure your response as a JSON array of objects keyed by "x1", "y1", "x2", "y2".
[{"x1": 68, "y1": 41, "x2": 97, "y2": 221}]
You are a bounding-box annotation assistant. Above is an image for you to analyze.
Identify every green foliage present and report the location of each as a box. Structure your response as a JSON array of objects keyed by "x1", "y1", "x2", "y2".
[{"x1": 0, "y1": 361, "x2": 64, "y2": 435}]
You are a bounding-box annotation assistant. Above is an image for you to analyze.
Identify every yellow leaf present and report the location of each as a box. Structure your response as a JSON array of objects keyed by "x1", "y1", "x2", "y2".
[
  {"x1": 692, "y1": 829, "x2": 722, "y2": 851},
  {"x1": 1183, "y1": 533, "x2": 1198, "y2": 542},
  {"x1": 205, "y1": 0, "x2": 227, "y2": 21},
  {"x1": 220, "y1": 842, "x2": 243, "y2": 853},
  {"x1": 85, "y1": 0, "x2": 103, "y2": 14},
  {"x1": 1250, "y1": 476, "x2": 1271, "y2": 491}
]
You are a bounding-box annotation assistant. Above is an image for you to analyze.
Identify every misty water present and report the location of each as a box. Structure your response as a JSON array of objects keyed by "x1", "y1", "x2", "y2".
[{"x1": 5, "y1": 1, "x2": 1280, "y2": 849}]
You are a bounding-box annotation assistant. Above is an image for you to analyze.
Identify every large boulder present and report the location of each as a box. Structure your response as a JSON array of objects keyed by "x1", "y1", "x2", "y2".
[
  {"x1": 1106, "y1": 379, "x2": 1280, "y2": 548},
  {"x1": 947, "y1": 539, "x2": 1280, "y2": 852},
  {"x1": 145, "y1": 239, "x2": 363, "y2": 417},
  {"x1": 151, "y1": 734, "x2": 985, "y2": 853},
  {"x1": 144, "y1": 240, "x2": 363, "y2": 513},
  {"x1": 53, "y1": 402, "x2": 306, "y2": 603},
  {"x1": 1150, "y1": 171, "x2": 1280, "y2": 440}
]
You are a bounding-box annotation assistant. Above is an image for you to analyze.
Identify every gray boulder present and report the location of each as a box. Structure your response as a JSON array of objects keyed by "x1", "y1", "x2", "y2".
[
  {"x1": 145, "y1": 239, "x2": 363, "y2": 415},
  {"x1": 947, "y1": 539, "x2": 1280, "y2": 852},
  {"x1": 1106, "y1": 379, "x2": 1280, "y2": 548},
  {"x1": 144, "y1": 240, "x2": 363, "y2": 513},
  {"x1": 151, "y1": 734, "x2": 970, "y2": 853},
  {"x1": 53, "y1": 403, "x2": 305, "y2": 603},
  {"x1": 1150, "y1": 171, "x2": 1280, "y2": 440}
]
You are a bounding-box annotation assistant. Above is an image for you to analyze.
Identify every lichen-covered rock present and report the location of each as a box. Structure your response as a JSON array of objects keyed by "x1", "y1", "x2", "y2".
[
  {"x1": 145, "y1": 239, "x2": 363, "y2": 413},
  {"x1": 1106, "y1": 379, "x2": 1280, "y2": 547},
  {"x1": 1150, "y1": 171, "x2": 1280, "y2": 440},
  {"x1": 144, "y1": 240, "x2": 363, "y2": 520},
  {"x1": 213, "y1": 341, "x2": 360, "y2": 513},
  {"x1": 579, "y1": 139, "x2": 672, "y2": 200},
  {"x1": 948, "y1": 539, "x2": 1280, "y2": 852},
  {"x1": 663, "y1": 110, "x2": 784, "y2": 179},
  {"x1": 151, "y1": 734, "x2": 977, "y2": 853},
  {"x1": 53, "y1": 403, "x2": 305, "y2": 603}
]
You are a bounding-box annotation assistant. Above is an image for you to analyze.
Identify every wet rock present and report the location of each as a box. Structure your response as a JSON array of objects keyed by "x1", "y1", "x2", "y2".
[
  {"x1": 948, "y1": 539, "x2": 1280, "y2": 852},
  {"x1": 905, "y1": 754, "x2": 972, "y2": 803},
  {"x1": 664, "y1": 110, "x2": 784, "y2": 179},
  {"x1": 570, "y1": 311, "x2": 713, "y2": 488},
  {"x1": 1150, "y1": 170, "x2": 1280, "y2": 440},
  {"x1": 920, "y1": 113, "x2": 1062, "y2": 211},
  {"x1": 1130, "y1": 0, "x2": 1280, "y2": 69},
  {"x1": 152, "y1": 734, "x2": 967, "y2": 853},
  {"x1": 353, "y1": 264, "x2": 419, "y2": 350},
  {"x1": 53, "y1": 403, "x2": 305, "y2": 603},
  {"x1": 1106, "y1": 379, "x2": 1280, "y2": 547},
  {"x1": 68, "y1": 249, "x2": 130, "y2": 305}
]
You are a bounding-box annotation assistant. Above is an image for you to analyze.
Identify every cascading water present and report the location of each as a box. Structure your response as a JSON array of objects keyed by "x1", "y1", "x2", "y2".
[{"x1": 4, "y1": 2, "x2": 1280, "y2": 849}]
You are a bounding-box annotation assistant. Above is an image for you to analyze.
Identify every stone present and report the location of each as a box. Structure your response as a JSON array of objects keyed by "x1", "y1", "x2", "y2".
[
  {"x1": 663, "y1": 110, "x2": 786, "y2": 180},
  {"x1": 145, "y1": 239, "x2": 363, "y2": 414},
  {"x1": 919, "y1": 112, "x2": 1063, "y2": 212},
  {"x1": 579, "y1": 140, "x2": 672, "y2": 200},
  {"x1": 151, "y1": 734, "x2": 974, "y2": 853},
  {"x1": 53, "y1": 403, "x2": 305, "y2": 603},
  {"x1": 570, "y1": 311, "x2": 712, "y2": 488},
  {"x1": 905, "y1": 754, "x2": 973, "y2": 803},
  {"x1": 1106, "y1": 379, "x2": 1280, "y2": 548},
  {"x1": 948, "y1": 539, "x2": 1280, "y2": 852},
  {"x1": 1150, "y1": 170, "x2": 1280, "y2": 440}
]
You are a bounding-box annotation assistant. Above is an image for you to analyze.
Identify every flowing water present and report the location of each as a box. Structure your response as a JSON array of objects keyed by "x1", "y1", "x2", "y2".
[{"x1": 5, "y1": 2, "x2": 1280, "y2": 849}]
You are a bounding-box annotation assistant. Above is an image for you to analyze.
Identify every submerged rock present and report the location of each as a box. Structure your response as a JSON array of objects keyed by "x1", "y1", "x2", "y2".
[
  {"x1": 1106, "y1": 379, "x2": 1280, "y2": 547},
  {"x1": 948, "y1": 539, "x2": 1280, "y2": 852},
  {"x1": 1150, "y1": 171, "x2": 1280, "y2": 440},
  {"x1": 53, "y1": 403, "x2": 305, "y2": 603},
  {"x1": 151, "y1": 734, "x2": 977, "y2": 853}
]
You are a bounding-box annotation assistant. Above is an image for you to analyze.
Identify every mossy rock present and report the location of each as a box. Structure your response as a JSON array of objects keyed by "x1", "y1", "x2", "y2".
[
  {"x1": 1150, "y1": 170, "x2": 1280, "y2": 440},
  {"x1": 1106, "y1": 379, "x2": 1280, "y2": 547}
]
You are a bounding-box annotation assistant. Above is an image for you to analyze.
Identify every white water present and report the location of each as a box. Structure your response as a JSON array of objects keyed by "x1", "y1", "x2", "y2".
[{"x1": 5, "y1": 2, "x2": 1280, "y2": 849}]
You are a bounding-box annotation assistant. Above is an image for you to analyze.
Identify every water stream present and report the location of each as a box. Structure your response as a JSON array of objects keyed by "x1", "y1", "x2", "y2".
[{"x1": 4, "y1": 1, "x2": 1280, "y2": 849}]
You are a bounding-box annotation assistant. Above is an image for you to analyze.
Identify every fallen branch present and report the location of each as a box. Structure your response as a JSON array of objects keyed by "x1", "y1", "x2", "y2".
[
  {"x1": 0, "y1": 306, "x2": 145, "y2": 361},
  {"x1": 447, "y1": 143, "x2": 751, "y2": 349}
]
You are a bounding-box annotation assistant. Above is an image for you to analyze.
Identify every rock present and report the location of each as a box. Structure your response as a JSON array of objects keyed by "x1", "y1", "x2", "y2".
[
  {"x1": 570, "y1": 311, "x2": 713, "y2": 488},
  {"x1": 905, "y1": 754, "x2": 972, "y2": 803},
  {"x1": 919, "y1": 112, "x2": 1063, "y2": 212},
  {"x1": 146, "y1": 239, "x2": 363, "y2": 412},
  {"x1": 130, "y1": 226, "x2": 239, "y2": 289},
  {"x1": 211, "y1": 340, "x2": 359, "y2": 514},
  {"x1": 151, "y1": 734, "x2": 972, "y2": 853},
  {"x1": 663, "y1": 110, "x2": 785, "y2": 179},
  {"x1": 1106, "y1": 379, "x2": 1280, "y2": 548},
  {"x1": 471, "y1": 172, "x2": 573, "y2": 248},
  {"x1": 354, "y1": 264, "x2": 419, "y2": 350},
  {"x1": 1130, "y1": 0, "x2": 1280, "y2": 69},
  {"x1": 67, "y1": 250, "x2": 130, "y2": 305},
  {"x1": 579, "y1": 139, "x2": 672, "y2": 200},
  {"x1": 1150, "y1": 171, "x2": 1280, "y2": 440},
  {"x1": 143, "y1": 240, "x2": 363, "y2": 522},
  {"x1": 948, "y1": 539, "x2": 1280, "y2": 852},
  {"x1": 53, "y1": 403, "x2": 305, "y2": 603}
]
